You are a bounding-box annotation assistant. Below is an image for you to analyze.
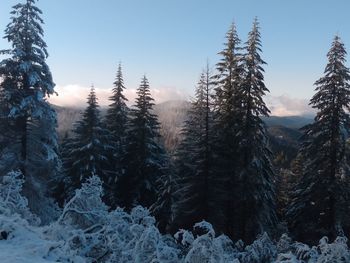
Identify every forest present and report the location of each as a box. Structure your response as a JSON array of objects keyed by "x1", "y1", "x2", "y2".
[{"x1": 1, "y1": 0, "x2": 350, "y2": 262}]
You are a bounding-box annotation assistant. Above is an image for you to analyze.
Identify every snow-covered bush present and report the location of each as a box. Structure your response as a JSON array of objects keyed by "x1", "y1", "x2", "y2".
[
  {"x1": 48, "y1": 177, "x2": 180, "y2": 262},
  {"x1": 105, "y1": 206, "x2": 180, "y2": 263},
  {"x1": 176, "y1": 221, "x2": 238, "y2": 263},
  {"x1": 47, "y1": 175, "x2": 109, "y2": 261},
  {"x1": 1, "y1": 174, "x2": 350, "y2": 262},
  {"x1": 58, "y1": 175, "x2": 109, "y2": 228},
  {"x1": 240, "y1": 232, "x2": 277, "y2": 263},
  {"x1": 316, "y1": 236, "x2": 350, "y2": 262},
  {"x1": 292, "y1": 236, "x2": 350, "y2": 263},
  {"x1": 276, "y1": 234, "x2": 293, "y2": 254},
  {"x1": 274, "y1": 252, "x2": 300, "y2": 263},
  {"x1": 0, "y1": 170, "x2": 39, "y2": 225}
]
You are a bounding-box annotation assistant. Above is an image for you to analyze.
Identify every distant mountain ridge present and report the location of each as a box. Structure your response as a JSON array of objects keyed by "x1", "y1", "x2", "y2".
[
  {"x1": 53, "y1": 100, "x2": 312, "y2": 154},
  {"x1": 262, "y1": 115, "x2": 313, "y2": 129}
]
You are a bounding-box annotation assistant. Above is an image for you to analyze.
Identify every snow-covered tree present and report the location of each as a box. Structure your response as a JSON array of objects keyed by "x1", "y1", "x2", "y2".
[
  {"x1": 105, "y1": 63, "x2": 128, "y2": 141},
  {"x1": 1, "y1": 169, "x2": 350, "y2": 262},
  {"x1": 58, "y1": 175, "x2": 108, "y2": 228},
  {"x1": 50, "y1": 134, "x2": 73, "y2": 206},
  {"x1": 287, "y1": 36, "x2": 350, "y2": 243},
  {"x1": 51, "y1": 175, "x2": 110, "y2": 261},
  {"x1": 150, "y1": 159, "x2": 174, "y2": 233},
  {"x1": 212, "y1": 21, "x2": 243, "y2": 142},
  {"x1": 172, "y1": 65, "x2": 216, "y2": 232},
  {"x1": 62, "y1": 87, "x2": 114, "y2": 200},
  {"x1": 0, "y1": 0, "x2": 60, "y2": 219},
  {"x1": 231, "y1": 18, "x2": 277, "y2": 242},
  {"x1": 104, "y1": 63, "x2": 129, "y2": 207},
  {"x1": 177, "y1": 221, "x2": 236, "y2": 263},
  {"x1": 211, "y1": 22, "x2": 245, "y2": 235},
  {"x1": 119, "y1": 76, "x2": 169, "y2": 211},
  {"x1": 0, "y1": 170, "x2": 39, "y2": 224}
]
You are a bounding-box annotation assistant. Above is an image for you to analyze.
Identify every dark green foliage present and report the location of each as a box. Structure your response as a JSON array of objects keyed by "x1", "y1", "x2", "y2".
[
  {"x1": 104, "y1": 63, "x2": 129, "y2": 207},
  {"x1": 231, "y1": 18, "x2": 277, "y2": 242},
  {"x1": 211, "y1": 23, "x2": 244, "y2": 235},
  {"x1": 287, "y1": 36, "x2": 350, "y2": 244},
  {"x1": 105, "y1": 63, "x2": 128, "y2": 151},
  {"x1": 211, "y1": 19, "x2": 277, "y2": 242},
  {"x1": 172, "y1": 65, "x2": 215, "y2": 232},
  {"x1": 63, "y1": 87, "x2": 113, "y2": 200},
  {"x1": 119, "y1": 76, "x2": 169, "y2": 210},
  {"x1": 50, "y1": 133, "x2": 72, "y2": 207},
  {"x1": 150, "y1": 160, "x2": 174, "y2": 233},
  {"x1": 267, "y1": 126, "x2": 301, "y2": 169}
]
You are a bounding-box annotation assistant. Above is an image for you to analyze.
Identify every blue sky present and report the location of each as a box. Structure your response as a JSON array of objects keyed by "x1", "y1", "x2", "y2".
[{"x1": 1, "y1": 0, "x2": 350, "y2": 114}]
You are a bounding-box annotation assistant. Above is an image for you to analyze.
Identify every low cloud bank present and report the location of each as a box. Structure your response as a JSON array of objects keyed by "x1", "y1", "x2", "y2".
[
  {"x1": 49, "y1": 84, "x2": 314, "y2": 116},
  {"x1": 266, "y1": 94, "x2": 315, "y2": 116},
  {"x1": 49, "y1": 84, "x2": 189, "y2": 107}
]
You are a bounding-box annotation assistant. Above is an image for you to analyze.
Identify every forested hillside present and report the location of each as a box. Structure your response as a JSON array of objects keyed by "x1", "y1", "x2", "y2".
[
  {"x1": 54, "y1": 101, "x2": 307, "y2": 156},
  {"x1": 1, "y1": 1, "x2": 350, "y2": 262}
]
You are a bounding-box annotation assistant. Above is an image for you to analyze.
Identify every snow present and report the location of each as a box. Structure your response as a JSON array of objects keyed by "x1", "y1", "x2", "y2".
[
  {"x1": 1, "y1": 173, "x2": 350, "y2": 262},
  {"x1": 0, "y1": 214, "x2": 71, "y2": 263}
]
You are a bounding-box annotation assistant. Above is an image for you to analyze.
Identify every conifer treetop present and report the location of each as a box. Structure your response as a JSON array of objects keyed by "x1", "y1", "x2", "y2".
[
  {"x1": 105, "y1": 63, "x2": 129, "y2": 141},
  {"x1": 135, "y1": 75, "x2": 155, "y2": 111},
  {"x1": 311, "y1": 35, "x2": 350, "y2": 113},
  {"x1": 242, "y1": 17, "x2": 270, "y2": 117},
  {"x1": 0, "y1": 0, "x2": 55, "y2": 117},
  {"x1": 110, "y1": 63, "x2": 127, "y2": 103},
  {"x1": 87, "y1": 85, "x2": 98, "y2": 107},
  {"x1": 79, "y1": 85, "x2": 100, "y2": 128},
  {"x1": 216, "y1": 22, "x2": 242, "y2": 76}
]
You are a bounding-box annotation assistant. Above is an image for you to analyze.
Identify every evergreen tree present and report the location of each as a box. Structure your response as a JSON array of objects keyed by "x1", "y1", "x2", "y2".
[
  {"x1": 50, "y1": 133, "x2": 72, "y2": 207},
  {"x1": 287, "y1": 36, "x2": 350, "y2": 243},
  {"x1": 0, "y1": 76, "x2": 17, "y2": 168},
  {"x1": 0, "y1": 0, "x2": 60, "y2": 219},
  {"x1": 104, "y1": 63, "x2": 129, "y2": 207},
  {"x1": 119, "y1": 76, "x2": 168, "y2": 210},
  {"x1": 231, "y1": 18, "x2": 277, "y2": 242},
  {"x1": 150, "y1": 158, "x2": 174, "y2": 233},
  {"x1": 211, "y1": 22, "x2": 243, "y2": 236},
  {"x1": 172, "y1": 65, "x2": 214, "y2": 232},
  {"x1": 63, "y1": 87, "x2": 113, "y2": 200}
]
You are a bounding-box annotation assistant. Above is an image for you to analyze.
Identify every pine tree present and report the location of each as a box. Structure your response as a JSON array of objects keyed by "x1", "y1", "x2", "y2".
[
  {"x1": 150, "y1": 158, "x2": 174, "y2": 233},
  {"x1": 211, "y1": 22, "x2": 244, "y2": 236},
  {"x1": 105, "y1": 63, "x2": 128, "y2": 155},
  {"x1": 0, "y1": 0, "x2": 60, "y2": 219},
  {"x1": 63, "y1": 87, "x2": 113, "y2": 200},
  {"x1": 171, "y1": 65, "x2": 215, "y2": 232},
  {"x1": 119, "y1": 76, "x2": 169, "y2": 210},
  {"x1": 104, "y1": 63, "x2": 129, "y2": 207},
  {"x1": 231, "y1": 18, "x2": 277, "y2": 242},
  {"x1": 287, "y1": 36, "x2": 350, "y2": 244},
  {"x1": 50, "y1": 133, "x2": 72, "y2": 207},
  {"x1": 0, "y1": 76, "x2": 17, "y2": 167}
]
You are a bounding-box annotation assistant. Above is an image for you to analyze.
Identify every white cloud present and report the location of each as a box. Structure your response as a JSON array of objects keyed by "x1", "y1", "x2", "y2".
[
  {"x1": 48, "y1": 84, "x2": 190, "y2": 107},
  {"x1": 48, "y1": 84, "x2": 108, "y2": 107},
  {"x1": 49, "y1": 85, "x2": 314, "y2": 117},
  {"x1": 265, "y1": 94, "x2": 315, "y2": 116}
]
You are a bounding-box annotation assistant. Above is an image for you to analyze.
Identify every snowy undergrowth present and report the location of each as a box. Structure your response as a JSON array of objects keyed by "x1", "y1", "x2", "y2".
[{"x1": 0, "y1": 172, "x2": 350, "y2": 262}]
